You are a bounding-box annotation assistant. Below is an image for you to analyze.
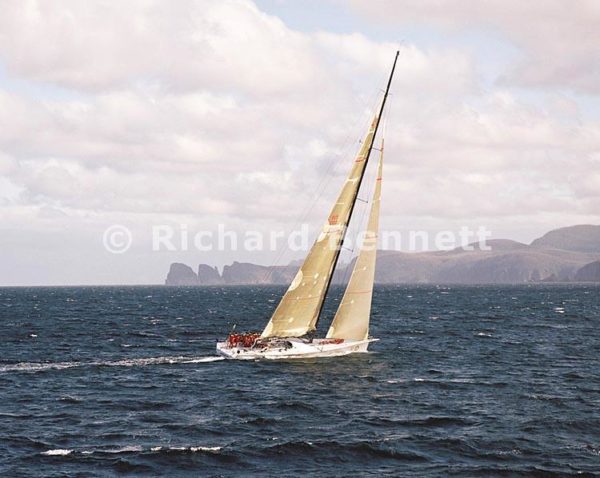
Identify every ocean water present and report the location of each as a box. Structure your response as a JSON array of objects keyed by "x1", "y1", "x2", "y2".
[{"x1": 1, "y1": 284, "x2": 599, "y2": 477}]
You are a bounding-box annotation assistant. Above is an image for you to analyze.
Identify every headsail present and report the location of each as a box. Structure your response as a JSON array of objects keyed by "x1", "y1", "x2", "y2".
[
  {"x1": 326, "y1": 141, "x2": 384, "y2": 341},
  {"x1": 261, "y1": 117, "x2": 380, "y2": 338},
  {"x1": 261, "y1": 51, "x2": 399, "y2": 339}
]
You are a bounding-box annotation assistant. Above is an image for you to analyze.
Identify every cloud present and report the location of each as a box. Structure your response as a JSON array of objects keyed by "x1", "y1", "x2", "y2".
[
  {"x1": 0, "y1": 1, "x2": 479, "y2": 221},
  {"x1": 0, "y1": 0, "x2": 326, "y2": 96},
  {"x1": 348, "y1": 0, "x2": 600, "y2": 93},
  {"x1": 0, "y1": 0, "x2": 598, "y2": 284}
]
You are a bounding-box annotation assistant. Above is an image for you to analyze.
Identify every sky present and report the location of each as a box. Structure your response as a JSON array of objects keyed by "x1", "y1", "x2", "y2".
[{"x1": 0, "y1": 0, "x2": 599, "y2": 285}]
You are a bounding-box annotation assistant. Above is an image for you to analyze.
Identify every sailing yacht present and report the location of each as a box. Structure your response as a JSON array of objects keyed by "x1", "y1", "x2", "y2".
[{"x1": 216, "y1": 51, "x2": 398, "y2": 360}]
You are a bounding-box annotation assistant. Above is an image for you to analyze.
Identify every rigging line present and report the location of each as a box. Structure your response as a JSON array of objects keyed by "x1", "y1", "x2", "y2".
[
  {"x1": 379, "y1": 75, "x2": 396, "y2": 241},
  {"x1": 314, "y1": 50, "x2": 400, "y2": 332},
  {"x1": 340, "y1": 117, "x2": 382, "y2": 277},
  {"x1": 341, "y1": 66, "x2": 397, "y2": 284},
  {"x1": 260, "y1": 100, "x2": 378, "y2": 284},
  {"x1": 259, "y1": 85, "x2": 387, "y2": 283},
  {"x1": 273, "y1": 57, "x2": 388, "y2": 243},
  {"x1": 260, "y1": 61, "x2": 391, "y2": 284},
  {"x1": 335, "y1": 75, "x2": 396, "y2": 304},
  {"x1": 259, "y1": 139, "x2": 357, "y2": 283},
  {"x1": 321, "y1": 96, "x2": 381, "y2": 297},
  {"x1": 330, "y1": 136, "x2": 377, "y2": 318},
  {"x1": 338, "y1": 118, "x2": 381, "y2": 290},
  {"x1": 286, "y1": 67, "x2": 386, "y2": 206},
  {"x1": 289, "y1": 84, "x2": 383, "y2": 218},
  {"x1": 334, "y1": 56, "x2": 397, "y2": 293},
  {"x1": 336, "y1": 89, "x2": 391, "y2": 287}
]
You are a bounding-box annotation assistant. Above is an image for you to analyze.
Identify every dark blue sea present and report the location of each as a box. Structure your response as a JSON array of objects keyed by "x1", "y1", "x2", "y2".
[{"x1": 1, "y1": 284, "x2": 599, "y2": 477}]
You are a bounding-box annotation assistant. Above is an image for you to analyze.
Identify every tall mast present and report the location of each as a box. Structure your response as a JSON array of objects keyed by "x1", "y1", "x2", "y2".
[{"x1": 314, "y1": 50, "x2": 399, "y2": 330}]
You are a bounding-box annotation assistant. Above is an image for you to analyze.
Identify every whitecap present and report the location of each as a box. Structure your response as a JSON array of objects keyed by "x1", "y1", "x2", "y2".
[
  {"x1": 106, "y1": 445, "x2": 142, "y2": 454},
  {"x1": 42, "y1": 449, "x2": 72, "y2": 456},
  {"x1": 190, "y1": 446, "x2": 221, "y2": 452},
  {"x1": 70, "y1": 444, "x2": 223, "y2": 455}
]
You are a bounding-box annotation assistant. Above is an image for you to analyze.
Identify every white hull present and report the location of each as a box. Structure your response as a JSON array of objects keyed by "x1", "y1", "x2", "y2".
[{"x1": 216, "y1": 337, "x2": 377, "y2": 360}]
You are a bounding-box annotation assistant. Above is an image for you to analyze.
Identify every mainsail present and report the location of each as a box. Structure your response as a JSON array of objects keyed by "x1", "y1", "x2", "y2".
[
  {"x1": 326, "y1": 141, "x2": 383, "y2": 341},
  {"x1": 260, "y1": 51, "x2": 398, "y2": 339}
]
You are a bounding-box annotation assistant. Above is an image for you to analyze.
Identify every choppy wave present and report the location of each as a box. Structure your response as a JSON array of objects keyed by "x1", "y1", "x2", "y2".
[
  {"x1": 260, "y1": 440, "x2": 427, "y2": 462},
  {"x1": 2, "y1": 284, "x2": 599, "y2": 477}
]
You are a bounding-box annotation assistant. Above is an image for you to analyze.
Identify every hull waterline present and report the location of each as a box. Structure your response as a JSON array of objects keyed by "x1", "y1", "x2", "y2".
[{"x1": 216, "y1": 338, "x2": 378, "y2": 360}]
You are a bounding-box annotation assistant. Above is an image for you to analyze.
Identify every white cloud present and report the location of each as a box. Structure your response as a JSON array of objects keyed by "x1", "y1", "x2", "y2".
[
  {"x1": 0, "y1": 0, "x2": 325, "y2": 96},
  {"x1": 348, "y1": 0, "x2": 600, "y2": 93},
  {"x1": 0, "y1": 0, "x2": 598, "y2": 284}
]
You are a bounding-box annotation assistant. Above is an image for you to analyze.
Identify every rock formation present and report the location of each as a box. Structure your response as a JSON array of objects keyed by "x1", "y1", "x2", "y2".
[
  {"x1": 197, "y1": 264, "x2": 223, "y2": 285},
  {"x1": 164, "y1": 225, "x2": 600, "y2": 285},
  {"x1": 530, "y1": 225, "x2": 600, "y2": 253},
  {"x1": 165, "y1": 263, "x2": 199, "y2": 285},
  {"x1": 574, "y1": 261, "x2": 600, "y2": 282}
]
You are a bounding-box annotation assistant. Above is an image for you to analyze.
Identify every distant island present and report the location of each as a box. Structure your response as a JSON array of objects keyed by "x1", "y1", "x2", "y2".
[{"x1": 165, "y1": 225, "x2": 600, "y2": 285}]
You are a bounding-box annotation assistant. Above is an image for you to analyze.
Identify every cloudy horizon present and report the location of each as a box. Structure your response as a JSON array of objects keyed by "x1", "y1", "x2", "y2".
[{"x1": 1, "y1": 0, "x2": 599, "y2": 285}]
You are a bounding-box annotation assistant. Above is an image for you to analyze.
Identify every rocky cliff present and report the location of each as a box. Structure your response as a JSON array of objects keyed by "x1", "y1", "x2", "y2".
[
  {"x1": 372, "y1": 246, "x2": 598, "y2": 284},
  {"x1": 530, "y1": 225, "x2": 600, "y2": 253},
  {"x1": 197, "y1": 264, "x2": 223, "y2": 285},
  {"x1": 165, "y1": 263, "x2": 199, "y2": 285},
  {"x1": 574, "y1": 261, "x2": 600, "y2": 282},
  {"x1": 165, "y1": 225, "x2": 600, "y2": 285}
]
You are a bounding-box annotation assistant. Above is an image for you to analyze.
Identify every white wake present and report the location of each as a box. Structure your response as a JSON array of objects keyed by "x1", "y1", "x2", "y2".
[{"x1": 0, "y1": 355, "x2": 224, "y2": 373}]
